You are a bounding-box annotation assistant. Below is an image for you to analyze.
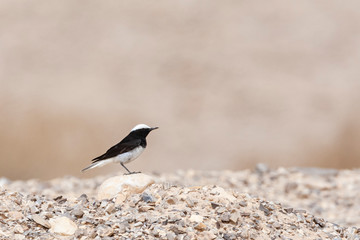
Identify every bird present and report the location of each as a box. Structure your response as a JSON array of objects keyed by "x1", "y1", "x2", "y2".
[{"x1": 81, "y1": 124, "x2": 158, "y2": 174}]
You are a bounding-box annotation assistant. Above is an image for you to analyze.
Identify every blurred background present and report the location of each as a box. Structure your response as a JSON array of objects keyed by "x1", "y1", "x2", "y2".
[{"x1": 1, "y1": 1, "x2": 360, "y2": 180}]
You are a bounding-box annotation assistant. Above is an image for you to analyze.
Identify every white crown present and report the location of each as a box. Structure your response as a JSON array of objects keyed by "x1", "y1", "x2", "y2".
[{"x1": 131, "y1": 124, "x2": 152, "y2": 131}]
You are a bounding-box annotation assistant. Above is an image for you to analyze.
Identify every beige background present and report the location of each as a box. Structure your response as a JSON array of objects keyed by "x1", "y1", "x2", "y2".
[{"x1": 1, "y1": 1, "x2": 360, "y2": 180}]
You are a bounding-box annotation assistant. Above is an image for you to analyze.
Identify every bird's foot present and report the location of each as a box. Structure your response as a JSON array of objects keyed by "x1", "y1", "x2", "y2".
[{"x1": 124, "y1": 171, "x2": 141, "y2": 175}]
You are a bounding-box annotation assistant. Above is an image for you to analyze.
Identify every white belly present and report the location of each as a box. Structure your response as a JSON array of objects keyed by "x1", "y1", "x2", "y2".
[{"x1": 113, "y1": 146, "x2": 144, "y2": 164}]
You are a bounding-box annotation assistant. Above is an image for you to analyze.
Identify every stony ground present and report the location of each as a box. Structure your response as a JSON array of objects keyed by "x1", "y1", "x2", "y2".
[{"x1": 1, "y1": 166, "x2": 360, "y2": 239}]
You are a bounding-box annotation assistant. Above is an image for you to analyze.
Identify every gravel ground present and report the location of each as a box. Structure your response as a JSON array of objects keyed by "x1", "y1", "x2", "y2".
[{"x1": 1, "y1": 166, "x2": 360, "y2": 239}]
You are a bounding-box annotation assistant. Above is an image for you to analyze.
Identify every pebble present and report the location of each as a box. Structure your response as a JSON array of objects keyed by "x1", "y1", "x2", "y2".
[
  {"x1": 194, "y1": 222, "x2": 207, "y2": 231},
  {"x1": 223, "y1": 233, "x2": 237, "y2": 240},
  {"x1": 314, "y1": 217, "x2": 326, "y2": 228},
  {"x1": 13, "y1": 234, "x2": 25, "y2": 240},
  {"x1": 13, "y1": 225, "x2": 24, "y2": 234},
  {"x1": 166, "y1": 232, "x2": 176, "y2": 240},
  {"x1": 211, "y1": 202, "x2": 220, "y2": 209},
  {"x1": 141, "y1": 192, "x2": 156, "y2": 203},
  {"x1": 168, "y1": 225, "x2": 185, "y2": 234},
  {"x1": 239, "y1": 201, "x2": 248, "y2": 207},
  {"x1": 259, "y1": 203, "x2": 270, "y2": 215},
  {"x1": 220, "y1": 212, "x2": 231, "y2": 222},
  {"x1": 166, "y1": 197, "x2": 177, "y2": 205},
  {"x1": 71, "y1": 208, "x2": 84, "y2": 218},
  {"x1": 210, "y1": 187, "x2": 236, "y2": 201},
  {"x1": 199, "y1": 231, "x2": 216, "y2": 239},
  {"x1": 189, "y1": 214, "x2": 204, "y2": 223},
  {"x1": 8, "y1": 211, "x2": 24, "y2": 220},
  {"x1": 49, "y1": 216, "x2": 77, "y2": 236},
  {"x1": 255, "y1": 163, "x2": 269, "y2": 174},
  {"x1": 229, "y1": 212, "x2": 239, "y2": 223},
  {"x1": 97, "y1": 174, "x2": 155, "y2": 201},
  {"x1": 77, "y1": 194, "x2": 88, "y2": 203},
  {"x1": 273, "y1": 222, "x2": 281, "y2": 229},
  {"x1": 105, "y1": 203, "x2": 115, "y2": 214},
  {"x1": 284, "y1": 208, "x2": 293, "y2": 213},
  {"x1": 32, "y1": 214, "x2": 51, "y2": 228}
]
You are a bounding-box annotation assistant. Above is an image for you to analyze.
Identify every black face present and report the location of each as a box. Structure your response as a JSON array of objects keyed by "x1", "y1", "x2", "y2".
[{"x1": 131, "y1": 127, "x2": 158, "y2": 138}]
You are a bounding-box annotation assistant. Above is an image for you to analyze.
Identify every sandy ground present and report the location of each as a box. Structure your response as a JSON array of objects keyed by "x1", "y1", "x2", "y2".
[{"x1": 1, "y1": 166, "x2": 360, "y2": 239}]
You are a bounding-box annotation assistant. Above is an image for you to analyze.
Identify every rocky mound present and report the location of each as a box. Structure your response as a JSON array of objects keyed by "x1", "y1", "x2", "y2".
[{"x1": 1, "y1": 167, "x2": 359, "y2": 239}]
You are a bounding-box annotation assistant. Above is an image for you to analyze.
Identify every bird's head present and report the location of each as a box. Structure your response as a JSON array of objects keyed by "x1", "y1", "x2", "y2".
[
  {"x1": 131, "y1": 124, "x2": 158, "y2": 132},
  {"x1": 130, "y1": 124, "x2": 158, "y2": 138}
]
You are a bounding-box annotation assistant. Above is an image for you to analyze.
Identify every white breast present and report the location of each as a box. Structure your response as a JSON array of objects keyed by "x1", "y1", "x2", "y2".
[{"x1": 113, "y1": 146, "x2": 145, "y2": 164}]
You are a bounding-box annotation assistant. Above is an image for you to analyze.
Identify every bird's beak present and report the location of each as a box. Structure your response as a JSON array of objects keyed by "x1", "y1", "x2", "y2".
[{"x1": 150, "y1": 127, "x2": 159, "y2": 131}]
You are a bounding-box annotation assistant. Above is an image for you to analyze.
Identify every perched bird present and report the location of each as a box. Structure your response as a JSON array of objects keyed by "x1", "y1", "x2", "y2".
[{"x1": 81, "y1": 124, "x2": 158, "y2": 174}]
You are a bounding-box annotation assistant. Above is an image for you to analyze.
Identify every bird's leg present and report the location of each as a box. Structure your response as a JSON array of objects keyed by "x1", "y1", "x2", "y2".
[
  {"x1": 121, "y1": 162, "x2": 141, "y2": 175},
  {"x1": 121, "y1": 162, "x2": 132, "y2": 174}
]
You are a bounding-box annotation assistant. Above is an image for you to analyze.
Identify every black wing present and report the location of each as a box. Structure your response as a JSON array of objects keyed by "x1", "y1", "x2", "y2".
[{"x1": 92, "y1": 139, "x2": 141, "y2": 162}]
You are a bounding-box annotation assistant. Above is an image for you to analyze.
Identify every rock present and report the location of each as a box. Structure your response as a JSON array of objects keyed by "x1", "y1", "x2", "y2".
[
  {"x1": 166, "y1": 232, "x2": 176, "y2": 240},
  {"x1": 115, "y1": 194, "x2": 127, "y2": 204},
  {"x1": 169, "y1": 226, "x2": 186, "y2": 234},
  {"x1": 255, "y1": 163, "x2": 269, "y2": 173},
  {"x1": 97, "y1": 174, "x2": 155, "y2": 202},
  {"x1": 285, "y1": 182, "x2": 298, "y2": 193},
  {"x1": 238, "y1": 201, "x2": 247, "y2": 207},
  {"x1": 97, "y1": 225, "x2": 114, "y2": 237},
  {"x1": 141, "y1": 192, "x2": 156, "y2": 203},
  {"x1": 13, "y1": 225, "x2": 24, "y2": 234},
  {"x1": 210, "y1": 187, "x2": 236, "y2": 202},
  {"x1": 259, "y1": 203, "x2": 270, "y2": 215},
  {"x1": 194, "y1": 222, "x2": 207, "y2": 231},
  {"x1": 211, "y1": 202, "x2": 220, "y2": 209},
  {"x1": 53, "y1": 195, "x2": 67, "y2": 204},
  {"x1": 139, "y1": 206, "x2": 154, "y2": 212},
  {"x1": 77, "y1": 194, "x2": 88, "y2": 203},
  {"x1": 13, "y1": 234, "x2": 25, "y2": 240},
  {"x1": 49, "y1": 216, "x2": 77, "y2": 236},
  {"x1": 216, "y1": 207, "x2": 227, "y2": 214},
  {"x1": 166, "y1": 197, "x2": 177, "y2": 205},
  {"x1": 241, "y1": 212, "x2": 251, "y2": 217},
  {"x1": 229, "y1": 212, "x2": 239, "y2": 223},
  {"x1": 71, "y1": 208, "x2": 84, "y2": 218},
  {"x1": 220, "y1": 212, "x2": 230, "y2": 222},
  {"x1": 30, "y1": 206, "x2": 39, "y2": 214},
  {"x1": 8, "y1": 211, "x2": 24, "y2": 220},
  {"x1": 105, "y1": 203, "x2": 116, "y2": 214},
  {"x1": 273, "y1": 222, "x2": 281, "y2": 229},
  {"x1": 0, "y1": 177, "x2": 10, "y2": 187},
  {"x1": 198, "y1": 231, "x2": 216, "y2": 239},
  {"x1": 295, "y1": 167, "x2": 338, "y2": 177},
  {"x1": 189, "y1": 214, "x2": 204, "y2": 223},
  {"x1": 223, "y1": 233, "x2": 237, "y2": 240},
  {"x1": 314, "y1": 217, "x2": 326, "y2": 228},
  {"x1": 284, "y1": 208, "x2": 293, "y2": 213},
  {"x1": 32, "y1": 214, "x2": 51, "y2": 228}
]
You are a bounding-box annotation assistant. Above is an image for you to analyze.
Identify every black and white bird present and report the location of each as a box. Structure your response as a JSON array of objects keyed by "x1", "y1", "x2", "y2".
[{"x1": 81, "y1": 124, "x2": 158, "y2": 174}]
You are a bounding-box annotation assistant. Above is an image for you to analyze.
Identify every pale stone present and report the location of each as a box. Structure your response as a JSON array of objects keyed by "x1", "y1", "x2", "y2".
[
  {"x1": 49, "y1": 216, "x2": 77, "y2": 236},
  {"x1": 189, "y1": 214, "x2": 204, "y2": 223},
  {"x1": 8, "y1": 211, "x2": 24, "y2": 220},
  {"x1": 13, "y1": 234, "x2": 25, "y2": 240},
  {"x1": 198, "y1": 231, "x2": 217, "y2": 239},
  {"x1": 194, "y1": 222, "x2": 207, "y2": 231},
  {"x1": 115, "y1": 193, "x2": 127, "y2": 205},
  {"x1": 210, "y1": 186, "x2": 236, "y2": 201},
  {"x1": 13, "y1": 225, "x2": 24, "y2": 234},
  {"x1": 97, "y1": 174, "x2": 155, "y2": 202},
  {"x1": 0, "y1": 230, "x2": 9, "y2": 237},
  {"x1": 32, "y1": 214, "x2": 51, "y2": 228}
]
